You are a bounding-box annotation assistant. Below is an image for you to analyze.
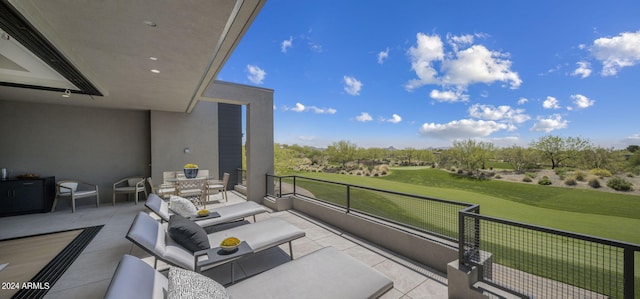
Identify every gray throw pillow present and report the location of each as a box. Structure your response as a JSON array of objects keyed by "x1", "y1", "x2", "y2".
[
  {"x1": 168, "y1": 214, "x2": 210, "y2": 253},
  {"x1": 168, "y1": 266, "x2": 229, "y2": 299}
]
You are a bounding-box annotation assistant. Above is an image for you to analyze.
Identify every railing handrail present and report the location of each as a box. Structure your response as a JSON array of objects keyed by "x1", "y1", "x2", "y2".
[
  {"x1": 268, "y1": 173, "x2": 475, "y2": 207},
  {"x1": 460, "y1": 208, "x2": 640, "y2": 250}
]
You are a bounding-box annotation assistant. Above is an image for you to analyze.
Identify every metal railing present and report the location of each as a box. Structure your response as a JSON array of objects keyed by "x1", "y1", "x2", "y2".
[
  {"x1": 236, "y1": 168, "x2": 246, "y2": 187},
  {"x1": 266, "y1": 174, "x2": 471, "y2": 242},
  {"x1": 460, "y1": 206, "x2": 640, "y2": 299},
  {"x1": 266, "y1": 173, "x2": 639, "y2": 298}
]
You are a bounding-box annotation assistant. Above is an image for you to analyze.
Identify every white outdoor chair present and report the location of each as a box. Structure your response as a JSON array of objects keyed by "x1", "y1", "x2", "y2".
[
  {"x1": 207, "y1": 172, "x2": 230, "y2": 202},
  {"x1": 52, "y1": 180, "x2": 99, "y2": 213},
  {"x1": 112, "y1": 176, "x2": 147, "y2": 205}
]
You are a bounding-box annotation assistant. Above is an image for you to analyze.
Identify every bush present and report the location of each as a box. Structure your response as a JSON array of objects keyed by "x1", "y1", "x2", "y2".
[
  {"x1": 525, "y1": 172, "x2": 537, "y2": 179},
  {"x1": 589, "y1": 168, "x2": 612, "y2": 178},
  {"x1": 574, "y1": 171, "x2": 587, "y2": 181},
  {"x1": 538, "y1": 176, "x2": 552, "y2": 185},
  {"x1": 494, "y1": 174, "x2": 502, "y2": 179},
  {"x1": 522, "y1": 177, "x2": 532, "y2": 182},
  {"x1": 606, "y1": 177, "x2": 634, "y2": 191},
  {"x1": 564, "y1": 176, "x2": 577, "y2": 186},
  {"x1": 587, "y1": 176, "x2": 601, "y2": 188},
  {"x1": 627, "y1": 173, "x2": 635, "y2": 178}
]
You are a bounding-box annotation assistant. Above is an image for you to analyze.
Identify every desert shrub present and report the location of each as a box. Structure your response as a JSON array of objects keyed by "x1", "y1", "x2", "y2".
[
  {"x1": 574, "y1": 171, "x2": 587, "y2": 181},
  {"x1": 627, "y1": 173, "x2": 635, "y2": 178},
  {"x1": 380, "y1": 170, "x2": 387, "y2": 176},
  {"x1": 522, "y1": 177, "x2": 532, "y2": 182},
  {"x1": 450, "y1": 167, "x2": 457, "y2": 172},
  {"x1": 378, "y1": 164, "x2": 389, "y2": 173},
  {"x1": 538, "y1": 176, "x2": 552, "y2": 185},
  {"x1": 589, "y1": 168, "x2": 612, "y2": 178},
  {"x1": 457, "y1": 169, "x2": 464, "y2": 174},
  {"x1": 494, "y1": 174, "x2": 502, "y2": 179},
  {"x1": 373, "y1": 173, "x2": 379, "y2": 177},
  {"x1": 564, "y1": 176, "x2": 577, "y2": 186},
  {"x1": 525, "y1": 172, "x2": 537, "y2": 179},
  {"x1": 607, "y1": 177, "x2": 634, "y2": 191},
  {"x1": 587, "y1": 176, "x2": 601, "y2": 188}
]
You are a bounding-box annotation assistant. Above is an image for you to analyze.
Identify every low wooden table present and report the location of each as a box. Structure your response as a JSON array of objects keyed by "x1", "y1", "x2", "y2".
[{"x1": 194, "y1": 241, "x2": 252, "y2": 284}]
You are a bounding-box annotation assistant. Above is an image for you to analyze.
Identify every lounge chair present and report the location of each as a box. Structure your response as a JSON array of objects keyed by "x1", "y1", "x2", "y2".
[
  {"x1": 126, "y1": 212, "x2": 305, "y2": 272},
  {"x1": 145, "y1": 193, "x2": 267, "y2": 227},
  {"x1": 105, "y1": 247, "x2": 393, "y2": 299}
]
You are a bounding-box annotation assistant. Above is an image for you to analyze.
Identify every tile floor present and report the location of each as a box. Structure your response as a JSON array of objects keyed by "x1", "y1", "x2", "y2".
[{"x1": 0, "y1": 192, "x2": 448, "y2": 298}]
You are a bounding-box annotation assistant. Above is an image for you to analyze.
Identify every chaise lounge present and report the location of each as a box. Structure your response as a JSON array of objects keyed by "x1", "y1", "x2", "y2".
[
  {"x1": 105, "y1": 247, "x2": 393, "y2": 299},
  {"x1": 145, "y1": 193, "x2": 267, "y2": 227},
  {"x1": 126, "y1": 211, "x2": 305, "y2": 272}
]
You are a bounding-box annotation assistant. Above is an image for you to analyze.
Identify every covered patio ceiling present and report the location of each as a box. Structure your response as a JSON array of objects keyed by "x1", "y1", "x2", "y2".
[{"x1": 0, "y1": 0, "x2": 265, "y2": 113}]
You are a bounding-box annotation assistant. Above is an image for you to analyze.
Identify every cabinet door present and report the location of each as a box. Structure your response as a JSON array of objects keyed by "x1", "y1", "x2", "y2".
[
  {"x1": 12, "y1": 180, "x2": 44, "y2": 212},
  {"x1": 0, "y1": 182, "x2": 11, "y2": 213}
]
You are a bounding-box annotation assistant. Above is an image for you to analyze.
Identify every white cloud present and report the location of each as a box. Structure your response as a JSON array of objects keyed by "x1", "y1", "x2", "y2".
[
  {"x1": 247, "y1": 64, "x2": 266, "y2": 84},
  {"x1": 622, "y1": 134, "x2": 640, "y2": 145},
  {"x1": 518, "y1": 97, "x2": 528, "y2": 105},
  {"x1": 419, "y1": 119, "x2": 509, "y2": 139},
  {"x1": 356, "y1": 112, "x2": 373, "y2": 122},
  {"x1": 308, "y1": 106, "x2": 337, "y2": 114},
  {"x1": 343, "y1": 76, "x2": 363, "y2": 96},
  {"x1": 377, "y1": 48, "x2": 389, "y2": 64},
  {"x1": 530, "y1": 114, "x2": 568, "y2": 132},
  {"x1": 298, "y1": 136, "x2": 315, "y2": 141},
  {"x1": 386, "y1": 114, "x2": 402, "y2": 124},
  {"x1": 290, "y1": 102, "x2": 305, "y2": 112},
  {"x1": 281, "y1": 36, "x2": 293, "y2": 53},
  {"x1": 542, "y1": 96, "x2": 561, "y2": 109},
  {"x1": 571, "y1": 94, "x2": 595, "y2": 109},
  {"x1": 591, "y1": 30, "x2": 640, "y2": 76},
  {"x1": 572, "y1": 61, "x2": 592, "y2": 78},
  {"x1": 468, "y1": 104, "x2": 530, "y2": 123},
  {"x1": 429, "y1": 89, "x2": 468, "y2": 102},
  {"x1": 405, "y1": 33, "x2": 445, "y2": 90},
  {"x1": 285, "y1": 102, "x2": 336, "y2": 114},
  {"x1": 406, "y1": 32, "x2": 521, "y2": 92}
]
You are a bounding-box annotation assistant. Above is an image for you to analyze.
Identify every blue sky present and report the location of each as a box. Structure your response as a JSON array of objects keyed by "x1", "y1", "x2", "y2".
[{"x1": 218, "y1": 1, "x2": 640, "y2": 149}]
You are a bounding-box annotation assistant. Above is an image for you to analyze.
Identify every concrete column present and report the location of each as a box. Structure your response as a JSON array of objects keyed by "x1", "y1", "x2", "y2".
[{"x1": 202, "y1": 80, "x2": 274, "y2": 203}]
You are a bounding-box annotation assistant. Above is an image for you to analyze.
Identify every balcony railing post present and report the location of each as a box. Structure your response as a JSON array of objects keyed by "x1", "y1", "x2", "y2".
[
  {"x1": 346, "y1": 185, "x2": 351, "y2": 213},
  {"x1": 293, "y1": 176, "x2": 296, "y2": 196},
  {"x1": 623, "y1": 247, "x2": 634, "y2": 299},
  {"x1": 458, "y1": 210, "x2": 465, "y2": 262},
  {"x1": 278, "y1": 176, "x2": 282, "y2": 198}
]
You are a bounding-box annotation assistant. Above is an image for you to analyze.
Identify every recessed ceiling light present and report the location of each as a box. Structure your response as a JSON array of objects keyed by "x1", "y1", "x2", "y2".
[
  {"x1": 144, "y1": 21, "x2": 157, "y2": 27},
  {"x1": 61, "y1": 89, "x2": 71, "y2": 98},
  {"x1": 149, "y1": 56, "x2": 158, "y2": 61},
  {"x1": 150, "y1": 69, "x2": 160, "y2": 73}
]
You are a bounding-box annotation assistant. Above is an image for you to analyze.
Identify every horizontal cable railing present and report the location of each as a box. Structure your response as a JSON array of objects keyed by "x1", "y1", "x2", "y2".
[
  {"x1": 266, "y1": 174, "x2": 472, "y2": 243},
  {"x1": 460, "y1": 206, "x2": 640, "y2": 299}
]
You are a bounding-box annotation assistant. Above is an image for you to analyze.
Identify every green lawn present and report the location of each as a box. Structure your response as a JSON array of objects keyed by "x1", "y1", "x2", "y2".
[
  {"x1": 292, "y1": 170, "x2": 640, "y2": 244},
  {"x1": 286, "y1": 168, "x2": 640, "y2": 297}
]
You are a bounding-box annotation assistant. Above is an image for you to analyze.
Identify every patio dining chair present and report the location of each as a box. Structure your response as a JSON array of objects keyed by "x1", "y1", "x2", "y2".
[
  {"x1": 176, "y1": 177, "x2": 207, "y2": 209},
  {"x1": 112, "y1": 176, "x2": 147, "y2": 205},
  {"x1": 52, "y1": 180, "x2": 99, "y2": 213},
  {"x1": 207, "y1": 172, "x2": 230, "y2": 202}
]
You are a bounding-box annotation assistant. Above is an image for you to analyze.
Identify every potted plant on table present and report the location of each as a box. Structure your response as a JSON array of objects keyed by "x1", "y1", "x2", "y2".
[{"x1": 183, "y1": 163, "x2": 199, "y2": 178}]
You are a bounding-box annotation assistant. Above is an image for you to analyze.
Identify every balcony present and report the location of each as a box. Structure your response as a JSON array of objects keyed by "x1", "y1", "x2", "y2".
[{"x1": 0, "y1": 191, "x2": 447, "y2": 298}]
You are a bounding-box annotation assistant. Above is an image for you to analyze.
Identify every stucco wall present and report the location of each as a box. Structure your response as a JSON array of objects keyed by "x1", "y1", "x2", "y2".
[
  {"x1": 150, "y1": 101, "x2": 219, "y2": 185},
  {"x1": 0, "y1": 100, "x2": 150, "y2": 205}
]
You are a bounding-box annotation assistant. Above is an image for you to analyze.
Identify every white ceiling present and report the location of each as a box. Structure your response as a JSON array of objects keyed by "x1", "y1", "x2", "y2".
[{"x1": 0, "y1": 0, "x2": 265, "y2": 112}]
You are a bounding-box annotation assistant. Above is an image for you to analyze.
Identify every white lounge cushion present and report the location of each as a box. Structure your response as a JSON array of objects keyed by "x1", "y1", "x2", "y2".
[
  {"x1": 104, "y1": 255, "x2": 168, "y2": 299},
  {"x1": 169, "y1": 195, "x2": 198, "y2": 217},
  {"x1": 226, "y1": 247, "x2": 393, "y2": 298}
]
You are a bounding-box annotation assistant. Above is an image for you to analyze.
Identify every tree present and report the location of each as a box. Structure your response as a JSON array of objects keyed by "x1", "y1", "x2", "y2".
[
  {"x1": 500, "y1": 145, "x2": 537, "y2": 171},
  {"x1": 578, "y1": 146, "x2": 613, "y2": 170},
  {"x1": 529, "y1": 135, "x2": 592, "y2": 169},
  {"x1": 326, "y1": 140, "x2": 358, "y2": 167},
  {"x1": 627, "y1": 145, "x2": 640, "y2": 153},
  {"x1": 451, "y1": 139, "x2": 494, "y2": 171}
]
